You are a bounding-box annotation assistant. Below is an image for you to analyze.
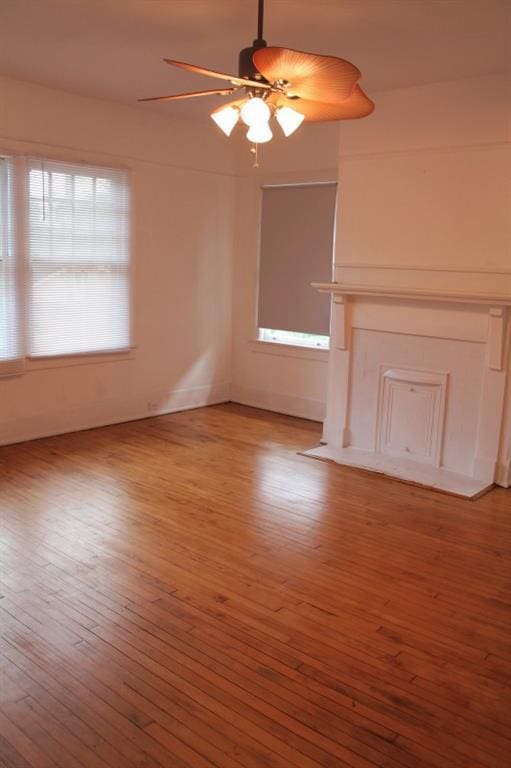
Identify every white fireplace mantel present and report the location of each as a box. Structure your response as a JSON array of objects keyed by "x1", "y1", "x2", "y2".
[
  {"x1": 305, "y1": 282, "x2": 511, "y2": 498},
  {"x1": 312, "y1": 282, "x2": 511, "y2": 307}
]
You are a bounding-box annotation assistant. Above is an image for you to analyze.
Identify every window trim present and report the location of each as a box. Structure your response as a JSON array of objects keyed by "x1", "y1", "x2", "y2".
[
  {"x1": 249, "y1": 338, "x2": 329, "y2": 363},
  {"x1": 24, "y1": 346, "x2": 135, "y2": 373}
]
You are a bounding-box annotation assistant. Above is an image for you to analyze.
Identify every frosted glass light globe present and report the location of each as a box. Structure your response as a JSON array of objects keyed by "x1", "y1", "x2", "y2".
[
  {"x1": 275, "y1": 106, "x2": 305, "y2": 137},
  {"x1": 246, "y1": 121, "x2": 273, "y2": 144},
  {"x1": 210, "y1": 106, "x2": 239, "y2": 136},
  {"x1": 240, "y1": 97, "x2": 271, "y2": 127}
]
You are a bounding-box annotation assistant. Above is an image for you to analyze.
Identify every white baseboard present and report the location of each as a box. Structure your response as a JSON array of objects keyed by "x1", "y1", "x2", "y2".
[
  {"x1": 472, "y1": 454, "x2": 498, "y2": 485},
  {"x1": 231, "y1": 384, "x2": 325, "y2": 422},
  {"x1": 473, "y1": 454, "x2": 511, "y2": 489},
  {"x1": 0, "y1": 382, "x2": 231, "y2": 447}
]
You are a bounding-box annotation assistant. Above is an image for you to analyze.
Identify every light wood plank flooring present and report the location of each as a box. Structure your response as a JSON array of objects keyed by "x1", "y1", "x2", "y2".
[{"x1": 0, "y1": 403, "x2": 510, "y2": 768}]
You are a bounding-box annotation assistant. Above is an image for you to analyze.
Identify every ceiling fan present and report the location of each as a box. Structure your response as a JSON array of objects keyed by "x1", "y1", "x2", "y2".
[{"x1": 139, "y1": 0, "x2": 374, "y2": 151}]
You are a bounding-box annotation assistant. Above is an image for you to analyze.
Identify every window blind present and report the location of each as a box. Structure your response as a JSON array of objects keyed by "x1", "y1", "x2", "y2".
[
  {"x1": 257, "y1": 183, "x2": 337, "y2": 336},
  {"x1": 0, "y1": 158, "x2": 22, "y2": 376},
  {"x1": 27, "y1": 158, "x2": 131, "y2": 358}
]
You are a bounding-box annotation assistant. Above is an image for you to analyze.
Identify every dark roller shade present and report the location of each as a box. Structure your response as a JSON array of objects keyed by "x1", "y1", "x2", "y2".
[{"x1": 257, "y1": 183, "x2": 336, "y2": 336}]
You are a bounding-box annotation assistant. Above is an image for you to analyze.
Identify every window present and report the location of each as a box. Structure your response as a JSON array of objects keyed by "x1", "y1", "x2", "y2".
[
  {"x1": 0, "y1": 156, "x2": 130, "y2": 376},
  {"x1": 27, "y1": 159, "x2": 131, "y2": 357},
  {"x1": 0, "y1": 157, "x2": 22, "y2": 376},
  {"x1": 257, "y1": 182, "x2": 336, "y2": 349}
]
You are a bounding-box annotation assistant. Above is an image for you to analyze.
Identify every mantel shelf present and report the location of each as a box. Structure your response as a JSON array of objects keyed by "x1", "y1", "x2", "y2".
[{"x1": 311, "y1": 282, "x2": 511, "y2": 306}]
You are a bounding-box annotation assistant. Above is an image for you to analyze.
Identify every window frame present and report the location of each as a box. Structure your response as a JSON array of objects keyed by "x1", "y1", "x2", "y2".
[{"x1": 0, "y1": 150, "x2": 135, "y2": 375}]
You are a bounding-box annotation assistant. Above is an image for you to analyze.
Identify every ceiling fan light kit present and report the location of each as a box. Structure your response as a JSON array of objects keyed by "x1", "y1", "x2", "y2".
[
  {"x1": 140, "y1": 0, "x2": 374, "y2": 161},
  {"x1": 240, "y1": 95, "x2": 270, "y2": 126},
  {"x1": 247, "y1": 120, "x2": 273, "y2": 145},
  {"x1": 211, "y1": 105, "x2": 239, "y2": 136},
  {"x1": 275, "y1": 106, "x2": 305, "y2": 136}
]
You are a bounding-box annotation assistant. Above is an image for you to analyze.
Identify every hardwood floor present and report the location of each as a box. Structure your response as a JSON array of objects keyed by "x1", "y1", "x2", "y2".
[{"x1": 0, "y1": 403, "x2": 510, "y2": 768}]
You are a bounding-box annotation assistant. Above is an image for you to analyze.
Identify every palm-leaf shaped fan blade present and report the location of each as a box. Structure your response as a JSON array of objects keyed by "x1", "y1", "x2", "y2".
[
  {"x1": 139, "y1": 88, "x2": 236, "y2": 103},
  {"x1": 253, "y1": 47, "x2": 361, "y2": 103},
  {"x1": 163, "y1": 59, "x2": 270, "y2": 91},
  {"x1": 270, "y1": 86, "x2": 375, "y2": 122}
]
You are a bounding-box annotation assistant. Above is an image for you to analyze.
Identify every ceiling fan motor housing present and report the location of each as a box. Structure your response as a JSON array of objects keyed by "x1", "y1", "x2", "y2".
[{"x1": 238, "y1": 42, "x2": 268, "y2": 85}]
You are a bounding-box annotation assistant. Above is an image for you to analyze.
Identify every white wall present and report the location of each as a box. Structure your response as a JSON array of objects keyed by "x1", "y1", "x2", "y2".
[
  {"x1": 335, "y1": 73, "x2": 510, "y2": 290},
  {"x1": 0, "y1": 76, "x2": 235, "y2": 445},
  {"x1": 231, "y1": 72, "x2": 511, "y2": 441}
]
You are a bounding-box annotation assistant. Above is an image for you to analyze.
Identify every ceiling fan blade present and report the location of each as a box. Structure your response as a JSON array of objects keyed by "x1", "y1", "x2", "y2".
[
  {"x1": 211, "y1": 97, "x2": 247, "y2": 114},
  {"x1": 139, "y1": 88, "x2": 236, "y2": 103},
  {"x1": 164, "y1": 58, "x2": 270, "y2": 90},
  {"x1": 253, "y1": 47, "x2": 360, "y2": 103},
  {"x1": 273, "y1": 86, "x2": 374, "y2": 122}
]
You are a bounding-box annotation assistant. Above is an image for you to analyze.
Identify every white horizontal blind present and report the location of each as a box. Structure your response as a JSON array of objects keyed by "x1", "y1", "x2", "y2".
[
  {"x1": 258, "y1": 183, "x2": 336, "y2": 337},
  {"x1": 0, "y1": 157, "x2": 22, "y2": 376},
  {"x1": 27, "y1": 158, "x2": 131, "y2": 357}
]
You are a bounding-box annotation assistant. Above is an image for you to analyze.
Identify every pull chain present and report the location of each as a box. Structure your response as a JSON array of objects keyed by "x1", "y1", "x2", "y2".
[{"x1": 250, "y1": 143, "x2": 259, "y2": 169}]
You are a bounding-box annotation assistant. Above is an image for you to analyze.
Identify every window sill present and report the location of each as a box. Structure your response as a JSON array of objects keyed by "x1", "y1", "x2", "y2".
[
  {"x1": 249, "y1": 339, "x2": 329, "y2": 362},
  {"x1": 25, "y1": 347, "x2": 136, "y2": 372}
]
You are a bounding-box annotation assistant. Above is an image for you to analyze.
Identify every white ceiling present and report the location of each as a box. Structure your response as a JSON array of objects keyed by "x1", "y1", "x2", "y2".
[{"x1": 0, "y1": 0, "x2": 509, "y2": 117}]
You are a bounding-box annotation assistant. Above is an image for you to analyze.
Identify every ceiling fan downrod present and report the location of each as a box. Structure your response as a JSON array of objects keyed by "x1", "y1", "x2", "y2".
[
  {"x1": 256, "y1": 0, "x2": 265, "y2": 46},
  {"x1": 238, "y1": 0, "x2": 268, "y2": 84}
]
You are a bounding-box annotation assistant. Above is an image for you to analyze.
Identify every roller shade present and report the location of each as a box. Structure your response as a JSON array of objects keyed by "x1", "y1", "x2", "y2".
[
  {"x1": 27, "y1": 158, "x2": 131, "y2": 357},
  {"x1": 257, "y1": 182, "x2": 336, "y2": 336},
  {"x1": 0, "y1": 158, "x2": 22, "y2": 377}
]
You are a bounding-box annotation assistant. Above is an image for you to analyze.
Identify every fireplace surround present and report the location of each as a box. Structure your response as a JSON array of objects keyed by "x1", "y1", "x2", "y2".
[{"x1": 305, "y1": 279, "x2": 511, "y2": 498}]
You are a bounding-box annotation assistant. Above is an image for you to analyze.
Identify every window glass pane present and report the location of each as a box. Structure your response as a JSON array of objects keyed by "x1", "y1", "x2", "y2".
[
  {"x1": 27, "y1": 159, "x2": 130, "y2": 357},
  {"x1": 74, "y1": 175, "x2": 93, "y2": 200},
  {"x1": 30, "y1": 264, "x2": 130, "y2": 356},
  {"x1": 258, "y1": 328, "x2": 329, "y2": 349},
  {"x1": 51, "y1": 171, "x2": 71, "y2": 199}
]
